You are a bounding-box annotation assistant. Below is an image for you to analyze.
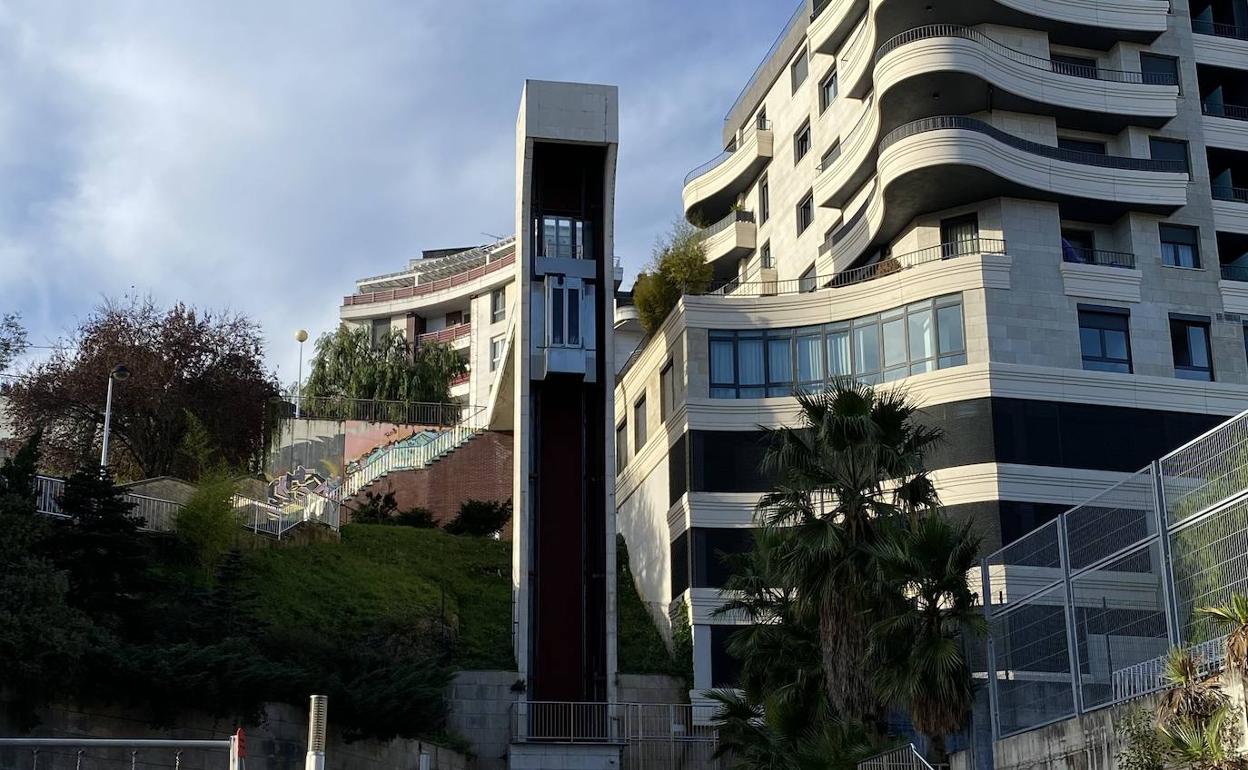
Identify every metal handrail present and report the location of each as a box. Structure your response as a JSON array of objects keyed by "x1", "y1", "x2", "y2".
[
  {"x1": 701, "y1": 209, "x2": 756, "y2": 238},
  {"x1": 34, "y1": 475, "x2": 183, "y2": 533},
  {"x1": 877, "y1": 25, "x2": 1177, "y2": 85},
  {"x1": 1212, "y1": 185, "x2": 1248, "y2": 203},
  {"x1": 1062, "y1": 247, "x2": 1136, "y2": 269},
  {"x1": 337, "y1": 405, "x2": 487, "y2": 500},
  {"x1": 416, "y1": 322, "x2": 471, "y2": 346},
  {"x1": 879, "y1": 115, "x2": 1189, "y2": 173},
  {"x1": 1221, "y1": 264, "x2": 1248, "y2": 282},
  {"x1": 705, "y1": 237, "x2": 1006, "y2": 297},
  {"x1": 343, "y1": 251, "x2": 515, "y2": 306},
  {"x1": 723, "y1": 0, "x2": 806, "y2": 124},
  {"x1": 858, "y1": 744, "x2": 936, "y2": 770},
  {"x1": 684, "y1": 119, "x2": 772, "y2": 187},
  {"x1": 1202, "y1": 102, "x2": 1248, "y2": 121},
  {"x1": 274, "y1": 397, "x2": 466, "y2": 426},
  {"x1": 1191, "y1": 19, "x2": 1248, "y2": 39}
]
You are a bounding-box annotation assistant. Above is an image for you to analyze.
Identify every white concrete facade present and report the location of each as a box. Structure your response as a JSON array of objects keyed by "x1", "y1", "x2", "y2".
[{"x1": 619, "y1": 0, "x2": 1248, "y2": 702}]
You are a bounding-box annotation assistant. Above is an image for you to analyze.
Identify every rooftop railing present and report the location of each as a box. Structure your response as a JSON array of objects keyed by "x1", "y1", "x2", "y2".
[
  {"x1": 1191, "y1": 18, "x2": 1248, "y2": 39},
  {"x1": 880, "y1": 115, "x2": 1189, "y2": 173},
  {"x1": 723, "y1": 0, "x2": 806, "y2": 125},
  {"x1": 1062, "y1": 247, "x2": 1137, "y2": 269},
  {"x1": 272, "y1": 397, "x2": 465, "y2": 426},
  {"x1": 1212, "y1": 185, "x2": 1248, "y2": 203},
  {"x1": 1201, "y1": 101, "x2": 1248, "y2": 121},
  {"x1": 344, "y1": 251, "x2": 515, "y2": 307},
  {"x1": 877, "y1": 25, "x2": 1178, "y2": 85},
  {"x1": 684, "y1": 119, "x2": 771, "y2": 187}
]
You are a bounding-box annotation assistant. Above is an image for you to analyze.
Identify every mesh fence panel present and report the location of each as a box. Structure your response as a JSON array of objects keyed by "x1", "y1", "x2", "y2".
[
  {"x1": 1161, "y1": 411, "x2": 1248, "y2": 523},
  {"x1": 1169, "y1": 496, "x2": 1248, "y2": 644},
  {"x1": 1070, "y1": 542, "x2": 1170, "y2": 710},
  {"x1": 990, "y1": 584, "x2": 1076, "y2": 736},
  {"x1": 984, "y1": 518, "x2": 1063, "y2": 615},
  {"x1": 1063, "y1": 468, "x2": 1159, "y2": 572}
]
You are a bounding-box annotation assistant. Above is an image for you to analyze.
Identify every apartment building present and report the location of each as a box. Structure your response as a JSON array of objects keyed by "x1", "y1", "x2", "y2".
[{"x1": 616, "y1": 0, "x2": 1248, "y2": 703}]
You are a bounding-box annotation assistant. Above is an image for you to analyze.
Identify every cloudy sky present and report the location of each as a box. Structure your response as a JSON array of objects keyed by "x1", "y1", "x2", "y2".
[{"x1": 0, "y1": 1, "x2": 796, "y2": 382}]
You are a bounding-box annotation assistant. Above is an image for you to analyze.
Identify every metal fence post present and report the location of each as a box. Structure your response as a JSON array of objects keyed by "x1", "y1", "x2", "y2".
[
  {"x1": 306, "y1": 695, "x2": 327, "y2": 770},
  {"x1": 980, "y1": 556, "x2": 1001, "y2": 742},
  {"x1": 1057, "y1": 513, "x2": 1084, "y2": 716},
  {"x1": 1152, "y1": 459, "x2": 1183, "y2": 646}
]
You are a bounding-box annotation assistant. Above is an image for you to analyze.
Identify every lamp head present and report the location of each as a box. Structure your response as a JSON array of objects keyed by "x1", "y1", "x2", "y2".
[
  {"x1": 296, "y1": 329, "x2": 309, "y2": 343},
  {"x1": 110, "y1": 364, "x2": 130, "y2": 381}
]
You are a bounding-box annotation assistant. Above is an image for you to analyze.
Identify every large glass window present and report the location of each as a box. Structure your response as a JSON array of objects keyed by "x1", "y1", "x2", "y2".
[
  {"x1": 634, "y1": 396, "x2": 648, "y2": 450},
  {"x1": 660, "y1": 360, "x2": 676, "y2": 423},
  {"x1": 708, "y1": 294, "x2": 967, "y2": 398},
  {"x1": 1149, "y1": 137, "x2": 1190, "y2": 173},
  {"x1": 1160, "y1": 224, "x2": 1201, "y2": 268},
  {"x1": 1078, "y1": 309, "x2": 1132, "y2": 373},
  {"x1": 819, "y1": 69, "x2": 839, "y2": 113},
  {"x1": 540, "y1": 215, "x2": 591, "y2": 259},
  {"x1": 491, "y1": 288, "x2": 506, "y2": 323},
  {"x1": 616, "y1": 421, "x2": 628, "y2": 473},
  {"x1": 941, "y1": 214, "x2": 980, "y2": 257},
  {"x1": 547, "y1": 279, "x2": 583, "y2": 348},
  {"x1": 790, "y1": 47, "x2": 808, "y2": 93},
  {"x1": 794, "y1": 120, "x2": 811, "y2": 163},
  {"x1": 489, "y1": 335, "x2": 505, "y2": 372},
  {"x1": 758, "y1": 175, "x2": 770, "y2": 224},
  {"x1": 1139, "y1": 53, "x2": 1179, "y2": 87},
  {"x1": 796, "y1": 191, "x2": 814, "y2": 235},
  {"x1": 1171, "y1": 317, "x2": 1213, "y2": 381}
]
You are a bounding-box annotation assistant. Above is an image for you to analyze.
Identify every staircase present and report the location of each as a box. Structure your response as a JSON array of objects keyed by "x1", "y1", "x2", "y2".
[{"x1": 338, "y1": 409, "x2": 484, "y2": 500}]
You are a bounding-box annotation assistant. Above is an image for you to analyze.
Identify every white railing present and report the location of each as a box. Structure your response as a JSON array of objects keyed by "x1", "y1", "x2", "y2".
[
  {"x1": 0, "y1": 735, "x2": 242, "y2": 770},
  {"x1": 34, "y1": 475, "x2": 182, "y2": 533},
  {"x1": 1112, "y1": 635, "x2": 1229, "y2": 703},
  {"x1": 511, "y1": 701, "x2": 722, "y2": 768},
  {"x1": 858, "y1": 744, "x2": 936, "y2": 770},
  {"x1": 337, "y1": 412, "x2": 484, "y2": 500}
]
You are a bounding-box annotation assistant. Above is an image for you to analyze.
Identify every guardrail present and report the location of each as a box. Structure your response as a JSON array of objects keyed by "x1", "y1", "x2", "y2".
[
  {"x1": 707, "y1": 238, "x2": 1006, "y2": 299},
  {"x1": 1191, "y1": 19, "x2": 1248, "y2": 40},
  {"x1": 416, "y1": 322, "x2": 472, "y2": 347},
  {"x1": 235, "y1": 492, "x2": 340, "y2": 539},
  {"x1": 338, "y1": 412, "x2": 484, "y2": 500},
  {"x1": 858, "y1": 744, "x2": 936, "y2": 770},
  {"x1": 879, "y1": 115, "x2": 1189, "y2": 173},
  {"x1": 1221, "y1": 264, "x2": 1248, "y2": 282},
  {"x1": 0, "y1": 736, "x2": 242, "y2": 770},
  {"x1": 877, "y1": 25, "x2": 1177, "y2": 85},
  {"x1": 701, "y1": 209, "x2": 756, "y2": 239},
  {"x1": 272, "y1": 397, "x2": 465, "y2": 426},
  {"x1": 1112, "y1": 635, "x2": 1228, "y2": 703},
  {"x1": 34, "y1": 475, "x2": 182, "y2": 533},
  {"x1": 343, "y1": 251, "x2": 515, "y2": 307},
  {"x1": 1202, "y1": 102, "x2": 1248, "y2": 121},
  {"x1": 1212, "y1": 185, "x2": 1248, "y2": 203},
  {"x1": 1062, "y1": 247, "x2": 1136, "y2": 269},
  {"x1": 684, "y1": 119, "x2": 772, "y2": 187}
]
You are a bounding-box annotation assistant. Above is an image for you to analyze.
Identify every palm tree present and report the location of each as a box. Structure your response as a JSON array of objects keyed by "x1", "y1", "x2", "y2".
[
  {"x1": 1157, "y1": 648, "x2": 1225, "y2": 726},
  {"x1": 869, "y1": 514, "x2": 987, "y2": 765},
  {"x1": 756, "y1": 383, "x2": 942, "y2": 721},
  {"x1": 1155, "y1": 705, "x2": 1247, "y2": 770},
  {"x1": 1197, "y1": 593, "x2": 1248, "y2": 675},
  {"x1": 709, "y1": 688, "x2": 880, "y2": 770}
]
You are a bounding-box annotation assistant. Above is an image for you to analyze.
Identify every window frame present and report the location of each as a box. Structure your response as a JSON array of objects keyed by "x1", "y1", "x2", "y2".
[
  {"x1": 1170, "y1": 315, "x2": 1214, "y2": 381},
  {"x1": 1159, "y1": 223, "x2": 1201, "y2": 269},
  {"x1": 489, "y1": 334, "x2": 505, "y2": 372},
  {"x1": 633, "y1": 395, "x2": 649, "y2": 451},
  {"x1": 760, "y1": 241, "x2": 773, "y2": 269},
  {"x1": 660, "y1": 360, "x2": 676, "y2": 423},
  {"x1": 491, "y1": 288, "x2": 506, "y2": 323},
  {"x1": 758, "y1": 174, "x2": 770, "y2": 224},
  {"x1": 793, "y1": 119, "x2": 812, "y2": 164},
  {"x1": 1149, "y1": 136, "x2": 1190, "y2": 173},
  {"x1": 1139, "y1": 52, "x2": 1180, "y2": 89},
  {"x1": 1077, "y1": 307, "x2": 1133, "y2": 374},
  {"x1": 790, "y1": 46, "x2": 809, "y2": 94},
  {"x1": 818, "y1": 68, "x2": 839, "y2": 113},
  {"x1": 615, "y1": 420, "x2": 628, "y2": 473},
  {"x1": 796, "y1": 190, "x2": 815, "y2": 236}
]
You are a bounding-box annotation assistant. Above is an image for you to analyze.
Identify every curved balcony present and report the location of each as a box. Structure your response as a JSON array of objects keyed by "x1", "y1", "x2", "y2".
[
  {"x1": 700, "y1": 210, "x2": 757, "y2": 268},
  {"x1": 682, "y1": 121, "x2": 773, "y2": 225},
  {"x1": 817, "y1": 115, "x2": 1189, "y2": 275},
  {"x1": 1213, "y1": 186, "x2": 1248, "y2": 235},
  {"x1": 815, "y1": 26, "x2": 1176, "y2": 210},
  {"x1": 810, "y1": 0, "x2": 1166, "y2": 63}
]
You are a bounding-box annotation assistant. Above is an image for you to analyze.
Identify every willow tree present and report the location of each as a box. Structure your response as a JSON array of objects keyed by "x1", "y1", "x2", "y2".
[{"x1": 302, "y1": 325, "x2": 464, "y2": 404}]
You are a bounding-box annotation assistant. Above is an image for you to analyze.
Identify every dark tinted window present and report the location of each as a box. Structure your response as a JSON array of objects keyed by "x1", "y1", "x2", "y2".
[
  {"x1": 1149, "y1": 137, "x2": 1190, "y2": 172},
  {"x1": 669, "y1": 432, "x2": 688, "y2": 506},
  {"x1": 1078, "y1": 309, "x2": 1132, "y2": 373},
  {"x1": 670, "y1": 530, "x2": 690, "y2": 599},
  {"x1": 1140, "y1": 53, "x2": 1179, "y2": 86},
  {"x1": 692, "y1": 528, "x2": 756, "y2": 588},
  {"x1": 690, "y1": 431, "x2": 772, "y2": 492},
  {"x1": 1160, "y1": 224, "x2": 1201, "y2": 268},
  {"x1": 790, "y1": 47, "x2": 808, "y2": 93},
  {"x1": 710, "y1": 626, "x2": 745, "y2": 687},
  {"x1": 1058, "y1": 137, "x2": 1107, "y2": 155},
  {"x1": 1171, "y1": 317, "x2": 1213, "y2": 381}
]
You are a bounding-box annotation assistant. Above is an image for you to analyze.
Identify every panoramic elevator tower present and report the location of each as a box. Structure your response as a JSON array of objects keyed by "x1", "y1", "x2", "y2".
[{"x1": 511, "y1": 80, "x2": 619, "y2": 711}]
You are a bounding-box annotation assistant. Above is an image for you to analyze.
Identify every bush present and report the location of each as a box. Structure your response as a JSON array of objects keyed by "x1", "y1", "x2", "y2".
[
  {"x1": 176, "y1": 475, "x2": 239, "y2": 580},
  {"x1": 445, "y1": 499, "x2": 511, "y2": 537},
  {"x1": 352, "y1": 489, "x2": 399, "y2": 524},
  {"x1": 634, "y1": 219, "x2": 712, "y2": 335},
  {"x1": 395, "y1": 507, "x2": 437, "y2": 528}
]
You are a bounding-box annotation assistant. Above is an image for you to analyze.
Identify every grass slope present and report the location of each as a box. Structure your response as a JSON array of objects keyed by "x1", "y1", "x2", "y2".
[{"x1": 242, "y1": 524, "x2": 515, "y2": 670}]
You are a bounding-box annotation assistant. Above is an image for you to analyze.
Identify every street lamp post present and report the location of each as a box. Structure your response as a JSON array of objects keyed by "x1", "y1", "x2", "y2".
[
  {"x1": 100, "y1": 364, "x2": 130, "y2": 469},
  {"x1": 295, "y1": 329, "x2": 309, "y2": 418}
]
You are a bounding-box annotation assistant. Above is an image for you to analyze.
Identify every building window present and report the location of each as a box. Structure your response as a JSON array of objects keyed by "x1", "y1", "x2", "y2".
[
  {"x1": 794, "y1": 120, "x2": 811, "y2": 163},
  {"x1": 539, "y1": 215, "x2": 592, "y2": 259},
  {"x1": 1149, "y1": 137, "x2": 1190, "y2": 173},
  {"x1": 616, "y1": 421, "x2": 628, "y2": 473},
  {"x1": 1061, "y1": 229, "x2": 1097, "y2": 263},
  {"x1": 1160, "y1": 224, "x2": 1201, "y2": 268},
  {"x1": 370, "y1": 318, "x2": 391, "y2": 347},
  {"x1": 798, "y1": 264, "x2": 817, "y2": 293},
  {"x1": 1058, "y1": 137, "x2": 1107, "y2": 155},
  {"x1": 491, "y1": 288, "x2": 506, "y2": 323},
  {"x1": 758, "y1": 175, "x2": 770, "y2": 224},
  {"x1": 547, "y1": 278, "x2": 582, "y2": 347},
  {"x1": 708, "y1": 295, "x2": 966, "y2": 397},
  {"x1": 819, "y1": 69, "x2": 838, "y2": 113},
  {"x1": 760, "y1": 241, "x2": 773, "y2": 269},
  {"x1": 790, "y1": 47, "x2": 808, "y2": 93},
  {"x1": 634, "y1": 395, "x2": 648, "y2": 451},
  {"x1": 489, "y1": 335, "x2": 505, "y2": 372},
  {"x1": 819, "y1": 140, "x2": 841, "y2": 171},
  {"x1": 1140, "y1": 53, "x2": 1179, "y2": 87},
  {"x1": 796, "y1": 191, "x2": 814, "y2": 236},
  {"x1": 941, "y1": 214, "x2": 980, "y2": 257},
  {"x1": 1078, "y1": 308, "x2": 1132, "y2": 373},
  {"x1": 1171, "y1": 316, "x2": 1213, "y2": 381},
  {"x1": 660, "y1": 360, "x2": 676, "y2": 423}
]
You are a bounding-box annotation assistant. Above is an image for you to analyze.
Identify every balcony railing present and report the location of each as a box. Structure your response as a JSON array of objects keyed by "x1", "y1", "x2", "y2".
[
  {"x1": 1191, "y1": 19, "x2": 1248, "y2": 39},
  {"x1": 1062, "y1": 247, "x2": 1137, "y2": 268},
  {"x1": 271, "y1": 397, "x2": 465, "y2": 426},
  {"x1": 450, "y1": 371, "x2": 470, "y2": 387},
  {"x1": 1212, "y1": 185, "x2": 1248, "y2": 203},
  {"x1": 417, "y1": 322, "x2": 471, "y2": 347},
  {"x1": 701, "y1": 209, "x2": 756, "y2": 238},
  {"x1": 1220, "y1": 263, "x2": 1248, "y2": 282},
  {"x1": 684, "y1": 118, "x2": 771, "y2": 186},
  {"x1": 877, "y1": 25, "x2": 1178, "y2": 85},
  {"x1": 706, "y1": 237, "x2": 1006, "y2": 297},
  {"x1": 880, "y1": 115, "x2": 1190, "y2": 173},
  {"x1": 343, "y1": 252, "x2": 515, "y2": 307},
  {"x1": 1202, "y1": 101, "x2": 1248, "y2": 121}
]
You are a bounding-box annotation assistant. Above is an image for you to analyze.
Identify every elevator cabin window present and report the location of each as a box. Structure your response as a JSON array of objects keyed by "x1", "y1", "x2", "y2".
[
  {"x1": 540, "y1": 216, "x2": 592, "y2": 259},
  {"x1": 547, "y1": 277, "x2": 582, "y2": 348}
]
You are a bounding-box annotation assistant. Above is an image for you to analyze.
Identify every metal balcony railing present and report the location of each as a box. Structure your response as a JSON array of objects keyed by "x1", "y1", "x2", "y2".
[
  {"x1": 706, "y1": 237, "x2": 1006, "y2": 297},
  {"x1": 1191, "y1": 18, "x2": 1248, "y2": 39},
  {"x1": 343, "y1": 251, "x2": 515, "y2": 307},
  {"x1": 1221, "y1": 263, "x2": 1248, "y2": 282},
  {"x1": 684, "y1": 119, "x2": 772, "y2": 187},
  {"x1": 1202, "y1": 101, "x2": 1248, "y2": 121},
  {"x1": 272, "y1": 397, "x2": 465, "y2": 426},
  {"x1": 1212, "y1": 185, "x2": 1248, "y2": 203},
  {"x1": 417, "y1": 322, "x2": 471, "y2": 347},
  {"x1": 877, "y1": 25, "x2": 1178, "y2": 85},
  {"x1": 701, "y1": 209, "x2": 756, "y2": 238},
  {"x1": 879, "y1": 115, "x2": 1190, "y2": 173},
  {"x1": 1062, "y1": 247, "x2": 1137, "y2": 269}
]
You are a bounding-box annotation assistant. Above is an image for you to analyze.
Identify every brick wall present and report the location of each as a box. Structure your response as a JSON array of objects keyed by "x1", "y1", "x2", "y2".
[{"x1": 346, "y1": 430, "x2": 513, "y2": 536}]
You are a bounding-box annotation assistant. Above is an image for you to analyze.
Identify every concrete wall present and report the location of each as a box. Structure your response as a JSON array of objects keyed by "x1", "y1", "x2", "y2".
[
  {"x1": 345, "y1": 431, "x2": 513, "y2": 535},
  {"x1": 0, "y1": 700, "x2": 467, "y2": 770},
  {"x1": 446, "y1": 671, "x2": 518, "y2": 770},
  {"x1": 616, "y1": 674, "x2": 689, "y2": 706}
]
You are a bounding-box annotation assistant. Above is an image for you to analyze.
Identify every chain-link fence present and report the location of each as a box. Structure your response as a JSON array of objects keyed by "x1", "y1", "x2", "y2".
[{"x1": 979, "y1": 410, "x2": 1248, "y2": 741}]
